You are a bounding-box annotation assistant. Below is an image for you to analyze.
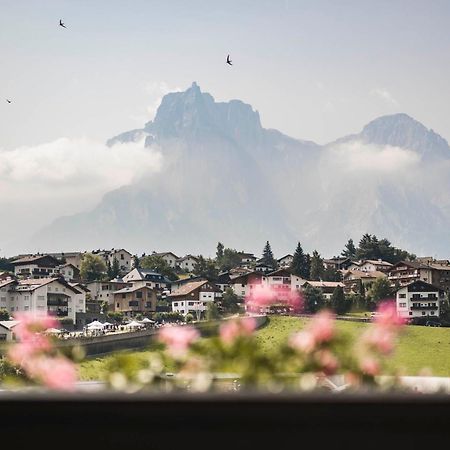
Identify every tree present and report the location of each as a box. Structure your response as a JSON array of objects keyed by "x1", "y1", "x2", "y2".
[
  {"x1": 221, "y1": 287, "x2": 241, "y2": 314},
  {"x1": 261, "y1": 241, "x2": 277, "y2": 269},
  {"x1": 111, "y1": 257, "x2": 120, "y2": 278},
  {"x1": 218, "y1": 248, "x2": 242, "y2": 272},
  {"x1": 341, "y1": 239, "x2": 357, "y2": 259},
  {"x1": 331, "y1": 286, "x2": 349, "y2": 315},
  {"x1": 367, "y1": 277, "x2": 392, "y2": 305},
  {"x1": 133, "y1": 255, "x2": 140, "y2": 269},
  {"x1": 106, "y1": 260, "x2": 113, "y2": 279},
  {"x1": 0, "y1": 308, "x2": 10, "y2": 320},
  {"x1": 140, "y1": 255, "x2": 177, "y2": 281},
  {"x1": 309, "y1": 250, "x2": 324, "y2": 281},
  {"x1": 206, "y1": 302, "x2": 220, "y2": 321},
  {"x1": 193, "y1": 256, "x2": 219, "y2": 281},
  {"x1": 290, "y1": 242, "x2": 309, "y2": 279},
  {"x1": 303, "y1": 285, "x2": 326, "y2": 314},
  {"x1": 216, "y1": 242, "x2": 224, "y2": 261},
  {"x1": 0, "y1": 257, "x2": 13, "y2": 272},
  {"x1": 322, "y1": 265, "x2": 343, "y2": 282},
  {"x1": 80, "y1": 253, "x2": 107, "y2": 282}
]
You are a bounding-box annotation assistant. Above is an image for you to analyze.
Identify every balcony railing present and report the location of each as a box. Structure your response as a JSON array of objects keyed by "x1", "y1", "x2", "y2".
[{"x1": 410, "y1": 305, "x2": 438, "y2": 310}]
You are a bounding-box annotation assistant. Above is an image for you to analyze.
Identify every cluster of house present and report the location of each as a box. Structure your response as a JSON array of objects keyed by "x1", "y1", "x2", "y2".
[{"x1": 1, "y1": 249, "x2": 449, "y2": 341}]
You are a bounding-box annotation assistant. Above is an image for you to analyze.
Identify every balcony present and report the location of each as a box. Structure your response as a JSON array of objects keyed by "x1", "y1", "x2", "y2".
[
  {"x1": 128, "y1": 300, "x2": 139, "y2": 307},
  {"x1": 410, "y1": 305, "x2": 438, "y2": 310}
]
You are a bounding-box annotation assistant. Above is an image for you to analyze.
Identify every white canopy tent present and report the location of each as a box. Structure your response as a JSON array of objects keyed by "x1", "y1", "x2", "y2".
[
  {"x1": 86, "y1": 320, "x2": 105, "y2": 330},
  {"x1": 127, "y1": 320, "x2": 143, "y2": 329}
]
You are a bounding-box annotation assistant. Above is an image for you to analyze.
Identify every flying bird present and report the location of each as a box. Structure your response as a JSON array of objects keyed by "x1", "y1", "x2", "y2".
[
  {"x1": 226, "y1": 54, "x2": 232, "y2": 66},
  {"x1": 59, "y1": 19, "x2": 67, "y2": 28},
  {"x1": 6, "y1": 99, "x2": 11, "y2": 104}
]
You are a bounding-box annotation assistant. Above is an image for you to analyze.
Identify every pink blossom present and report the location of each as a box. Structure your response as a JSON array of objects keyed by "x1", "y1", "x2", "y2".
[
  {"x1": 220, "y1": 318, "x2": 256, "y2": 345},
  {"x1": 7, "y1": 339, "x2": 51, "y2": 365},
  {"x1": 245, "y1": 284, "x2": 277, "y2": 310},
  {"x1": 13, "y1": 312, "x2": 59, "y2": 342},
  {"x1": 315, "y1": 349, "x2": 339, "y2": 375},
  {"x1": 309, "y1": 310, "x2": 335, "y2": 343},
  {"x1": 363, "y1": 327, "x2": 395, "y2": 355},
  {"x1": 158, "y1": 325, "x2": 200, "y2": 358},
  {"x1": 360, "y1": 357, "x2": 380, "y2": 376},
  {"x1": 375, "y1": 301, "x2": 405, "y2": 327},
  {"x1": 289, "y1": 331, "x2": 316, "y2": 354},
  {"x1": 286, "y1": 290, "x2": 304, "y2": 313},
  {"x1": 33, "y1": 357, "x2": 77, "y2": 391}
]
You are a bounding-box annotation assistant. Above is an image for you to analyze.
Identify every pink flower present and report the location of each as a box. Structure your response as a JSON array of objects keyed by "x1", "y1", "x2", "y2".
[
  {"x1": 245, "y1": 284, "x2": 277, "y2": 310},
  {"x1": 286, "y1": 290, "x2": 304, "y2": 313},
  {"x1": 220, "y1": 318, "x2": 256, "y2": 345},
  {"x1": 309, "y1": 310, "x2": 335, "y2": 343},
  {"x1": 289, "y1": 331, "x2": 316, "y2": 354},
  {"x1": 315, "y1": 349, "x2": 339, "y2": 375},
  {"x1": 360, "y1": 357, "x2": 380, "y2": 376},
  {"x1": 13, "y1": 312, "x2": 58, "y2": 342},
  {"x1": 363, "y1": 327, "x2": 395, "y2": 355},
  {"x1": 158, "y1": 326, "x2": 200, "y2": 358},
  {"x1": 375, "y1": 301, "x2": 405, "y2": 327},
  {"x1": 35, "y1": 357, "x2": 77, "y2": 391},
  {"x1": 7, "y1": 339, "x2": 51, "y2": 365}
]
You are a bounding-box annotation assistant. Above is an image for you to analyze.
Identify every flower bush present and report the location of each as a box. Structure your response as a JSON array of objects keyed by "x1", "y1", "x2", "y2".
[{"x1": 0, "y1": 289, "x2": 407, "y2": 393}]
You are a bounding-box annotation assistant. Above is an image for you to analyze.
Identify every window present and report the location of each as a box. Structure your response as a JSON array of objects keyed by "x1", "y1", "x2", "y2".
[
  {"x1": 399, "y1": 293, "x2": 406, "y2": 298},
  {"x1": 136, "y1": 291, "x2": 143, "y2": 298},
  {"x1": 116, "y1": 303, "x2": 120, "y2": 308},
  {"x1": 399, "y1": 303, "x2": 406, "y2": 308}
]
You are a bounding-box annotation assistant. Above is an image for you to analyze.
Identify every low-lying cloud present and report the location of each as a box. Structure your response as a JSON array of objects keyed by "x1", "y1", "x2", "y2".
[
  {"x1": 0, "y1": 138, "x2": 162, "y2": 250},
  {"x1": 325, "y1": 140, "x2": 420, "y2": 173}
]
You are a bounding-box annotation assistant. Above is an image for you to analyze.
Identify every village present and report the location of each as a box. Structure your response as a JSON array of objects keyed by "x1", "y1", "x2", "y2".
[{"x1": 1, "y1": 238, "x2": 450, "y2": 341}]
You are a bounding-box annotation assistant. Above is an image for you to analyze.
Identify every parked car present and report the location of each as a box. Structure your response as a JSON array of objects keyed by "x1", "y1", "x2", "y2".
[{"x1": 426, "y1": 320, "x2": 441, "y2": 327}]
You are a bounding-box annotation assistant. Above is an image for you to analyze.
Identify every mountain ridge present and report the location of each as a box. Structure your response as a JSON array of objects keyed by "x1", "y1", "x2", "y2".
[{"x1": 31, "y1": 83, "x2": 450, "y2": 257}]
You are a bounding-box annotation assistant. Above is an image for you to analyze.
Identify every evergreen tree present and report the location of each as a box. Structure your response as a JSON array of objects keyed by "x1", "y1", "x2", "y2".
[
  {"x1": 331, "y1": 286, "x2": 348, "y2": 315},
  {"x1": 261, "y1": 241, "x2": 277, "y2": 269},
  {"x1": 218, "y1": 248, "x2": 242, "y2": 272},
  {"x1": 305, "y1": 254, "x2": 311, "y2": 280},
  {"x1": 290, "y1": 242, "x2": 309, "y2": 279},
  {"x1": 111, "y1": 256, "x2": 120, "y2": 278},
  {"x1": 309, "y1": 250, "x2": 324, "y2": 281},
  {"x1": 106, "y1": 260, "x2": 113, "y2": 279},
  {"x1": 341, "y1": 238, "x2": 357, "y2": 259},
  {"x1": 193, "y1": 256, "x2": 219, "y2": 281},
  {"x1": 133, "y1": 255, "x2": 140, "y2": 269},
  {"x1": 221, "y1": 288, "x2": 241, "y2": 314},
  {"x1": 303, "y1": 285, "x2": 325, "y2": 313},
  {"x1": 216, "y1": 242, "x2": 224, "y2": 261}
]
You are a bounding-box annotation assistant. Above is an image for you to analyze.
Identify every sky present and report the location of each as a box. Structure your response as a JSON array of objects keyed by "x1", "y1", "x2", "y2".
[
  {"x1": 1, "y1": 0, "x2": 450, "y2": 149},
  {"x1": 1, "y1": 0, "x2": 450, "y2": 256}
]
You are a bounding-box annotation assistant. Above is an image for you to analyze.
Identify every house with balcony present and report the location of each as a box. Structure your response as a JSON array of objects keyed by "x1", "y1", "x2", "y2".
[
  {"x1": 92, "y1": 248, "x2": 134, "y2": 275},
  {"x1": 11, "y1": 254, "x2": 61, "y2": 279},
  {"x1": 122, "y1": 268, "x2": 171, "y2": 291},
  {"x1": 263, "y1": 268, "x2": 293, "y2": 300},
  {"x1": 395, "y1": 280, "x2": 444, "y2": 320},
  {"x1": 237, "y1": 252, "x2": 258, "y2": 266},
  {"x1": 85, "y1": 279, "x2": 131, "y2": 306},
  {"x1": 388, "y1": 261, "x2": 433, "y2": 287},
  {"x1": 343, "y1": 270, "x2": 387, "y2": 294},
  {"x1": 348, "y1": 259, "x2": 393, "y2": 273},
  {"x1": 170, "y1": 280, "x2": 221, "y2": 317},
  {"x1": 229, "y1": 271, "x2": 265, "y2": 299},
  {"x1": 323, "y1": 257, "x2": 352, "y2": 271},
  {"x1": 0, "y1": 277, "x2": 84, "y2": 323},
  {"x1": 112, "y1": 285, "x2": 157, "y2": 317}
]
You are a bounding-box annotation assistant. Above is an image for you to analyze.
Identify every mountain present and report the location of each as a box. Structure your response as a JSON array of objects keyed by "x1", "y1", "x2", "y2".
[{"x1": 32, "y1": 84, "x2": 450, "y2": 258}]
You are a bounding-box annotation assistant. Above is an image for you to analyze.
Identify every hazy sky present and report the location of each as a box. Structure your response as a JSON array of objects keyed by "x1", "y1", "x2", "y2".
[{"x1": 1, "y1": 0, "x2": 450, "y2": 149}]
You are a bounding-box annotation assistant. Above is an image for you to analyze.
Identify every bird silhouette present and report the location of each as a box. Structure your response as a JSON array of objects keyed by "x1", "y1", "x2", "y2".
[
  {"x1": 6, "y1": 99, "x2": 11, "y2": 104},
  {"x1": 226, "y1": 54, "x2": 232, "y2": 66},
  {"x1": 59, "y1": 19, "x2": 67, "y2": 28}
]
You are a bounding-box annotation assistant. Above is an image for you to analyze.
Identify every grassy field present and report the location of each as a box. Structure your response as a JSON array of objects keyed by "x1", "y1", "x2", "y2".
[
  {"x1": 78, "y1": 316, "x2": 450, "y2": 380},
  {"x1": 256, "y1": 316, "x2": 450, "y2": 377}
]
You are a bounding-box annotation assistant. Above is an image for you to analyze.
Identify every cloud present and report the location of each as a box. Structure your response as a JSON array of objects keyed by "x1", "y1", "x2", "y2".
[
  {"x1": 370, "y1": 88, "x2": 399, "y2": 106},
  {"x1": 325, "y1": 140, "x2": 420, "y2": 174},
  {"x1": 0, "y1": 136, "x2": 162, "y2": 240}
]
